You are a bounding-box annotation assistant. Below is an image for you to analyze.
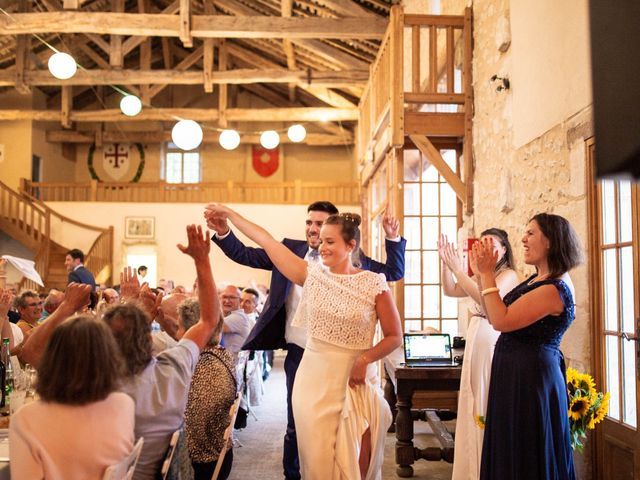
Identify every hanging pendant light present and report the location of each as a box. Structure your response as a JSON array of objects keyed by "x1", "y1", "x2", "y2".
[
  {"x1": 171, "y1": 120, "x2": 203, "y2": 151},
  {"x1": 260, "y1": 130, "x2": 280, "y2": 150},
  {"x1": 219, "y1": 129, "x2": 241, "y2": 150},
  {"x1": 120, "y1": 95, "x2": 143, "y2": 117},
  {"x1": 287, "y1": 124, "x2": 306, "y2": 143},
  {"x1": 48, "y1": 52, "x2": 77, "y2": 80}
]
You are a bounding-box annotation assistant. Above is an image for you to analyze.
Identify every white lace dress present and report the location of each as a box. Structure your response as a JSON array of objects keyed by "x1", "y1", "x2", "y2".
[{"x1": 291, "y1": 263, "x2": 392, "y2": 480}]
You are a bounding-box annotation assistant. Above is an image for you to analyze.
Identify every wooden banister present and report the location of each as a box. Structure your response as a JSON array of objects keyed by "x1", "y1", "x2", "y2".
[{"x1": 1, "y1": 180, "x2": 114, "y2": 289}]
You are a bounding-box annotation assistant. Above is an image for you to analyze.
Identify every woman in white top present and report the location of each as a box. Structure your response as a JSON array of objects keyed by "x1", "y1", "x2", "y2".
[
  {"x1": 438, "y1": 229, "x2": 519, "y2": 480},
  {"x1": 10, "y1": 315, "x2": 135, "y2": 480},
  {"x1": 206, "y1": 204, "x2": 402, "y2": 480}
]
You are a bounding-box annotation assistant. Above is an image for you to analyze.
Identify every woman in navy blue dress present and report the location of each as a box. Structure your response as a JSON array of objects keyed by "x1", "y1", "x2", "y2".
[{"x1": 471, "y1": 213, "x2": 583, "y2": 480}]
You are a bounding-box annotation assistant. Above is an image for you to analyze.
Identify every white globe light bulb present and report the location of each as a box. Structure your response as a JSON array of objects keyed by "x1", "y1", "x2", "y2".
[
  {"x1": 260, "y1": 130, "x2": 280, "y2": 150},
  {"x1": 171, "y1": 120, "x2": 203, "y2": 151},
  {"x1": 219, "y1": 129, "x2": 241, "y2": 150},
  {"x1": 47, "y1": 52, "x2": 77, "y2": 80},
  {"x1": 287, "y1": 124, "x2": 306, "y2": 143},
  {"x1": 120, "y1": 95, "x2": 142, "y2": 117}
]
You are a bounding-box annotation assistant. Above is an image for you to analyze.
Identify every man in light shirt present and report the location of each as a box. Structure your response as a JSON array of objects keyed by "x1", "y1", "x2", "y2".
[{"x1": 219, "y1": 285, "x2": 251, "y2": 354}]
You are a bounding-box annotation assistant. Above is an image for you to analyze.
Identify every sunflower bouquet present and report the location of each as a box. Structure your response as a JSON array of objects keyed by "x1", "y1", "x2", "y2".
[{"x1": 566, "y1": 368, "x2": 610, "y2": 452}]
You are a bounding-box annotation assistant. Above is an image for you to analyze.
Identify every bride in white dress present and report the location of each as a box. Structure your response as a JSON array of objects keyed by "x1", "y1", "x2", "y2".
[{"x1": 205, "y1": 205, "x2": 402, "y2": 480}]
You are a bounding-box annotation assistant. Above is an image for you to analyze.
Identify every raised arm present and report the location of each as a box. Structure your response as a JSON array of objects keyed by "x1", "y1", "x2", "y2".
[
  {"x1": 438, "y1": 234, "x2": 481, "y2": 303},
  {"x1": 0, "y1": 289, "x2": 15, "y2": 349},
  {"x1": 206, "y1": 203, "x2": 308, "y2": 286},
  {"x1": 178, "y1": 224, "x2": 221, "y2": 350},
  {"x1": 18, "y1": 283, "x2": 91, "y2": 367},
  {"x1": 205, "y1": 213, "x2": 274, "y2": 270}
]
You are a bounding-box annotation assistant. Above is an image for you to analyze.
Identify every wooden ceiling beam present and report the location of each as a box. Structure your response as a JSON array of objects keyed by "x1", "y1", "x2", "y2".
[
  {"x1": 281, "y1": 0, "x2": 297, "y2": 102},
  {"x1": 313, "y1": 0, "x2": 376, "y2": 18},
  {"x1": 147, "y1": 45, "x2": 203, "y2": 99},
  {"x1": 45, "y1": 129, "x2": 354, "y2": 145},
  {"x1": 0, "y1": 68, "x2": 368, "y2": 86},
  {"x1": 0, "y1": 107, "x2": 359, "y2": 122},
  {"x1": 0, "y1": 13, "x2": 387, "y2": 39}
]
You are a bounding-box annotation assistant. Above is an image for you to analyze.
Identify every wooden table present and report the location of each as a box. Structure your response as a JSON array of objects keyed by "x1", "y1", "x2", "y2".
[{"x1": 394, "y1": 364, "x2": 462, "y2": 477}]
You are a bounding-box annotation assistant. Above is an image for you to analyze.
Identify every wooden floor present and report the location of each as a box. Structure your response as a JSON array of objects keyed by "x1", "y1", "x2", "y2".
[{"x1": 231, "y1": 355, "x2": 454, "y2": 479}]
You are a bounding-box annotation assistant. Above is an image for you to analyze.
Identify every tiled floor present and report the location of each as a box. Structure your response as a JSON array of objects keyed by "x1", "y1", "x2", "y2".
[{"x1": 231, "y1": 355, "x2": 453, "y2": 479}]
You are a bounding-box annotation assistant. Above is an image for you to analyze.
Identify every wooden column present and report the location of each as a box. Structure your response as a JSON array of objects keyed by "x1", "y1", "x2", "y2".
[
  {"x1": 61, "y1": 85, "x2": 72, "y2": 128},
  {"x1": 109, "y1": 0, "x2": 124, "y2": 68},
  {"x1": 218, "y1": 40, "x2": 228, "y2": 128},
  {"x1": 203, "y1": 0, "x2": 215, "y2": 93}
]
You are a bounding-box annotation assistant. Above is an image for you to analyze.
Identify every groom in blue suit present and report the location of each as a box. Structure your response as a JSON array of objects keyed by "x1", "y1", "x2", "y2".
[{"x1": 206, "y1": 201, "x2": 406, "y2": 480}]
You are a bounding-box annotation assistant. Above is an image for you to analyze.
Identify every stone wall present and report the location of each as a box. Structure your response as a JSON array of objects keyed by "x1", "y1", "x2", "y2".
[{"x1": 466, "y1": 0, "x2": 594, "y2": 476}]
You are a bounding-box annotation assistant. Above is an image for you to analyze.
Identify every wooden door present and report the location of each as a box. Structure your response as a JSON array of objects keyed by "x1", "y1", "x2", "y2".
[{"x1": 589, "y1": 139, "x2": 640, "y2": 479}]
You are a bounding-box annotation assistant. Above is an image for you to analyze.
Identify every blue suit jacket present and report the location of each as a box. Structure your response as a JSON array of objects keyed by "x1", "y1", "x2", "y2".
[
  {"x1": 212, "y1": 231, "x2": 406, "y2": 351},
  {"x1": 68, "y1": 265, "x2": 96, "y2": 291}
]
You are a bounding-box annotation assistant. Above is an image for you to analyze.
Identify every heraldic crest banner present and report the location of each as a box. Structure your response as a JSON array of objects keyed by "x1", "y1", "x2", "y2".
[
  {"x1": 102, "y1": 143, "x2": 131, "y2": 180},
  {"x1": 251, "y1": 145, "x2": 279, "y2": 177}
]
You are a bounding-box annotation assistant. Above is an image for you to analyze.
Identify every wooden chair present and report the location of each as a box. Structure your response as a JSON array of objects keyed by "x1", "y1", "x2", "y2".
[
  {"x1": 102, "y1": 437, "x2": 144, "y2": 480},
  {"x1": 160, "y1": 429, "x2": 181, "y2": 480},
  {"x1": 210, "y1": 392, "x2": 243, "y2": 480}
]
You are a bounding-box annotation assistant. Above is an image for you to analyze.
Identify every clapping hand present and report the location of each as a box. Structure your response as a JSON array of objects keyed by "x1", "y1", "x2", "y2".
[
  {"x1": 177, "y1": 224, "x2": 211, "y2": 262},
  {"x1": 470, "y1": 238, "x2": 498, "y2": 276},
  {"x1": 139, "y1": 284, "x2": 163, "y2": 321},
  {"x1": 437, "y1": 234, "x2": 464, "y2": 274},
  {"x1": 63, "y1": 283, "x2": 92, "y2": 312},
  {"x1": 120, "y1": 266, "x2": 141, "y2": 302},
  {"x1": 382, "y1": 209, "x2": 400, "y2": 239},
  {"x1": 0, "y1": 288, "x2": 15, "y2": 319}
]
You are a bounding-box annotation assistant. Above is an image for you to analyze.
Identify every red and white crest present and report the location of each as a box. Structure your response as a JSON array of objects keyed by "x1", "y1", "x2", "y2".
[
  {"x1": 252, "y1": 146, "x2": 279, "y2": 177},
  {"x1": 102, "y1": 143, "x2": 130, "y2": 180}
]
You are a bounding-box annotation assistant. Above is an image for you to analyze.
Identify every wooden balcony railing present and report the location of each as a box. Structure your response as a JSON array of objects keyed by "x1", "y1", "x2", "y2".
[
  {"x1": 20, "y1": 179, "x2": 361, "y2": 205},
  {"x1": 357, "y1": 6, "x2": 472, "y2": 163}
]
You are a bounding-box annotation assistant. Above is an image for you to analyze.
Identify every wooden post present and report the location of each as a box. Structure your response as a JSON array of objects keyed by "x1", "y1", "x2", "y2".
[
  {"x1": 294, "y1": 179, "x2": 302, "y2": 204},
  {"x1": 389, "y1": 5, "x2": 404, "y2": 148},
  {"x1": 179, "y1": 0, "x2": 193, "y2": 48},
  {"x1": 109, "y1": 0, "x2": 124, "y2": 68},
  {"x1": 462, "y1": 7, "x2": 474, "y2": 215},
  {"x1": 90, "y1": 179, "x2": 98, "y2": 201},
  {"x1": 61, "y1": 85, "x2": 72, "y2": 128},
  {"x1": 218, "y1": 40, "x2": 228, "y2": 128}
]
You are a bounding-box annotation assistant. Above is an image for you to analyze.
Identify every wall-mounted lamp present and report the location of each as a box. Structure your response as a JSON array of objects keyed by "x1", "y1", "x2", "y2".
[{"x1": 490, "y1": 75, "x2": 510, "y2": 92}]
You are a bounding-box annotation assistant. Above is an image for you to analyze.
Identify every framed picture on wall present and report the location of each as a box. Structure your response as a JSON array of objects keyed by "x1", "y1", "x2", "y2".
[{"x1": 125, "y1": 216, "x2": 155, "y2": 239}]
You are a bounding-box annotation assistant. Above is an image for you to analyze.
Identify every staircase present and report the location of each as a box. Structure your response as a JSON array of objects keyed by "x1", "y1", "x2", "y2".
[{"x1": 0, "y1": 180, "x2": 113, "y2": 291}]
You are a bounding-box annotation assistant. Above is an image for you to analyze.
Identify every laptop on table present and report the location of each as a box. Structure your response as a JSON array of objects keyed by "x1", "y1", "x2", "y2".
[{"x1": 403, "y1": 333, "x2": 455, "y2": 367}]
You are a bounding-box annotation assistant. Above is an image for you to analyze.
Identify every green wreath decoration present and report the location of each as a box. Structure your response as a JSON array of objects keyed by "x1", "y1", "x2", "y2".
[{"x1": 87, "y1": 142, "x2": 145, "y2": 182}]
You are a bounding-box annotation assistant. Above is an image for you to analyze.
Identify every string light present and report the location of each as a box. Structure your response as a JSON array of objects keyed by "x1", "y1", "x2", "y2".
[
  {"x1": 287, "y1": 124, "x2": 306, "y2": 143},
  {"x1": 171, "y1": 120, "x2": 203, "y2": 151},
  {"x1": 260, "y1": 130, "x2": 280, "y2": 150},
  {"x1": 47, "y1": 52, "x2": 77, "y2": 80},
  {"x1": 219, "y1": 129, "x2": 241, "y2": 150},
  {"x1": 120, "y1": 95, "x2": 143, "y2": 117}
]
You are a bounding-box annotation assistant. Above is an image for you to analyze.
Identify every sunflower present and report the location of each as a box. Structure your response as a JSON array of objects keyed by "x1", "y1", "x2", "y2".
[
  {"x1": 475, "y1": 415, "x2": 485, "y2": 428},
  {"x1": 569, "y1": 396, "x2": 590, "y2": 421},
  {"x1": 566, "y1": 368, "x2": 580, "y2": 387},
  {"x1": 589, "y1": 392, "x2": 611, "y2": 428}
]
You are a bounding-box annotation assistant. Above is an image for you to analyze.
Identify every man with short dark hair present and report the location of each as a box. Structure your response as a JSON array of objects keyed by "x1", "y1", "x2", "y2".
[
  {"x1": 64, "y1": 249, "x2": 96, "y2": 291},
  {"x1": 15, "y1": 290, "x2": 42, "y2": 336},
  {"x1": 240, "y1": 288, "x2": 260, "y2": 324},
  {"x1": 205, "y1": 200, "x2": 406, "y2": 480}
]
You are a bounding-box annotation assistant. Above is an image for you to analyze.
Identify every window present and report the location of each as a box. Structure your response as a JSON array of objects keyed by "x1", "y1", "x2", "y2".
[
  {"x1": 403, "y1": 146, "x2": 460, "y2": 338},
  {"x1": 165, "y1": 143, "x2": 201, "y2": 183}
]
